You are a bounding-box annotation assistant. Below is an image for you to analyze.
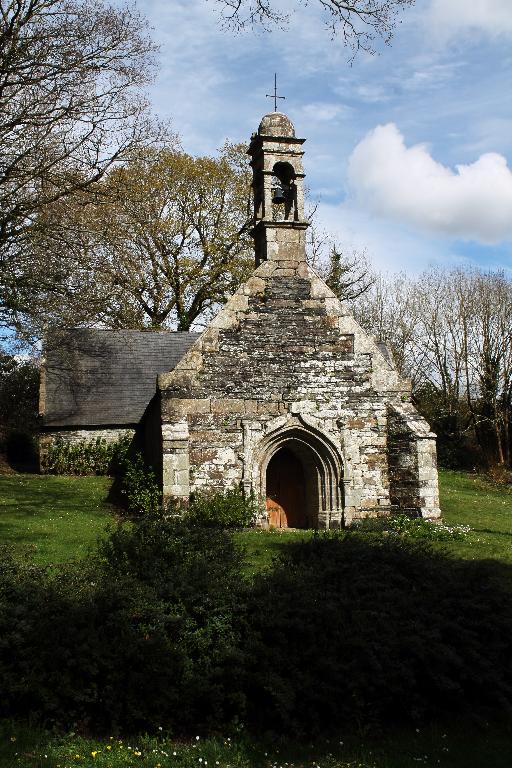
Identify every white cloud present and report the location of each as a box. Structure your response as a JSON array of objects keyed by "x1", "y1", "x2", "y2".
[
  {"x1": 427, "y1": 0, "x2": 512, "y2": 38},
  {"x1": 347, "y1": 123, "x2": 512, "y2": 243},
  {"x1": 300, "y1": 102, "x2": 351, "y2": 122},
  {"x1": 315, "y1": 201, "x2": 455, "y2": 274}
]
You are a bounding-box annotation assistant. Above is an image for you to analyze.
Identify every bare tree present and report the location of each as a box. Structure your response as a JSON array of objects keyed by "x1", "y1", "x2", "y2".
[
  {"x1": 461, "y1": 271, "x2": 512, "y2": 466},
  {"x1": 306, "y1": 222, "x2": 375, "y2": 302},
  {"x1": 214, "y1": 0, "x2": 414, "y2": 54},
  {"x1": 359, "y1": 266, "x2": 512, "y2": 468},
  {"x1": 0, "y1": 0, "x2": 159, "y2": 325},
  {"x1": 352, "y1": 271, "x2": 421, "y2": 380}
]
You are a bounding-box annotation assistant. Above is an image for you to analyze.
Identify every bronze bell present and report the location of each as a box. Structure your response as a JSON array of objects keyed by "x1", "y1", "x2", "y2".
[{"x1": 272, "y1": 179, "x2": 286, "y2": 204}]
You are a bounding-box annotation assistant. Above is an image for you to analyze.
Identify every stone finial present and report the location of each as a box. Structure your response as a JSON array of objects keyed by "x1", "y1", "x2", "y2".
[{"x1": 258, "y1": 112, "x2": 295, "y2": 138}]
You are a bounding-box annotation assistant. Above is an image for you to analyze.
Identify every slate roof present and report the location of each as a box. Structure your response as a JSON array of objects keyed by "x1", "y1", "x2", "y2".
[{"x1": 42, "y1": 329, "x2": 200, "y2": 427}]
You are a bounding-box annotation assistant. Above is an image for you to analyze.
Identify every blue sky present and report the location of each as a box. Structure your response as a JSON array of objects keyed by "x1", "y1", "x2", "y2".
[{"x1": 135, "y1": 0, "x2": 512, "y2": 275}]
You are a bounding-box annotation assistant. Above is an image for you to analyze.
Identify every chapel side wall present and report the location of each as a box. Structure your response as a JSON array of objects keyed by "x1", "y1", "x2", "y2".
[
  {"x1": 387, "y1": 410, "x2": 419, "y2": 513},
  {"x1": 39, "y1": 427, "x2": 136, "y2": 473}
]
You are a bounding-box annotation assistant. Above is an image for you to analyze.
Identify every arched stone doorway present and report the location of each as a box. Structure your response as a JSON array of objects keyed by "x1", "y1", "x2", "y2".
[{"x1": 256, "y1": 423, "x2": 345, "y2": 529}]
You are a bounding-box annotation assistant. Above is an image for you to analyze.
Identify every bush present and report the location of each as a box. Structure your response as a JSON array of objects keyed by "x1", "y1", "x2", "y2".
[
  {"x1": 43, "y1": 435, "x2": 131, "y2": 476},
  {"x1": 0, "y1": 519, "x2": 246, "y2": 734},
  {"x1": 243, "y1": 533, "x2": 512, "y2": 735},
  {"x1": 119, "y1": 452, "x2": 161, "y2": 517},
  {"x1": 5, "y1": 430, "x2": 37, "y2": 465},
  {"x1": 486, "y1": 464, "x2": 512, "y2": 486},
  {"x1": 1, "y1": 528, "x2": 512, "y2": 737},
  {"x1": 0, "y1": 355, "x2": 39, "y2": 434},
  {"x1": 186, "y1": 486, "x2": 258, "y2": 528}
]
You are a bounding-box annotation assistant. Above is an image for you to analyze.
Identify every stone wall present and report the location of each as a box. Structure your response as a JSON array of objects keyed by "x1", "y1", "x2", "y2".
[{"x1": 158, "y1": 257, "x2": 435, "y2": 527}]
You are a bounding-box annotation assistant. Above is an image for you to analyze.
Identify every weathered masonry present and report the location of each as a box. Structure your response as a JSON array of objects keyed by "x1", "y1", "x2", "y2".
[
  {"x1": 40, "y1": 112, "x2": 440, "y2": 527},
  {"x1": 157, "y1": 112, "x2": 441, "y2": 526}
]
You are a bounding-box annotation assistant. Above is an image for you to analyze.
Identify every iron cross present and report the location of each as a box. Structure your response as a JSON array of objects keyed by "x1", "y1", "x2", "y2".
[{"x1": 266, "y1": 73, "x2": 285, "y2": 112}]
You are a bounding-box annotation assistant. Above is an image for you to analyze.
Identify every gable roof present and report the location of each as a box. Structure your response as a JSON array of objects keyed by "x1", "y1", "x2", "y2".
[{"x1": 42, "y1": 329, "x2": 200, "y2": 428}]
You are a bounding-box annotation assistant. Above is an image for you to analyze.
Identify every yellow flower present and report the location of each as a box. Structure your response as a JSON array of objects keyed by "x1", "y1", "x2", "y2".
[
  {"x1": 91, "y1": 751, "x2": 98, "y2": 758},
  {"x1": 107, "y1": 745, "x2": 112, "y2": 750},
  {"x1": 10, "y1": 736, "x2": 16, "y2": 742}
]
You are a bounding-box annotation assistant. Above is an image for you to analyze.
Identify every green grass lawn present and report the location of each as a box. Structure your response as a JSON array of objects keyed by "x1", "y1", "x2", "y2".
[
  {"x1": 240, "y1": 470, "x2": 512, "y2": 572},
  {"x1": 0, "y1": 469, "x2": 511, "y2": 567},
  {"x1": 438, "y1": 469, "x2": 512, "y2": 563},
  {"x1": 1, "y1": 719, "x2": 511, "y2": 768},
  {"x1": 0, "y1": 468, "x2": 512, "y2": 767},
  {"x1": 0, "y1": 473, "x2": 116, "y2": 563}
]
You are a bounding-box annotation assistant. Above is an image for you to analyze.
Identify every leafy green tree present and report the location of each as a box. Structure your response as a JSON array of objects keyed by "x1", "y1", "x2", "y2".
[
  {"x1": 323, "y1": 246, "x2": 375, "y2": 302},
  {"x1": 29, "y1": 144, "x2": 254, "y2": 332},
  {"x1": 0, "y1": 353, "x2": 39, "y2": 433}
]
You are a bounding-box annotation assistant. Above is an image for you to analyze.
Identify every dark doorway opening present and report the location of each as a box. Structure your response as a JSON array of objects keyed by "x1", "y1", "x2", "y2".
[{"x1": 266, "y1": 447, "x2": 307, "y2": 528}]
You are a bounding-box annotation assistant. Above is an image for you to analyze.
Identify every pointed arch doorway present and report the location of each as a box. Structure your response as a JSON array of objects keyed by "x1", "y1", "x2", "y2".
[
  {"x1": 258, "y1": 422, "x2": 345, "y2": 530},
  {"x1": 266, "y1": 447, "x2": 307, "y2": 528}
]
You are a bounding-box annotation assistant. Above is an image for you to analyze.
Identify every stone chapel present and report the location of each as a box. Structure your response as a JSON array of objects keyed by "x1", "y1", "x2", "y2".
[{"x1": 40, "y1": 111, "x2": 441, "y2": 527}]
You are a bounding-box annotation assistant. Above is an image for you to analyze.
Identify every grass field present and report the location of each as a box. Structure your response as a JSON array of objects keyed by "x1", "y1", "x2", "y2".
[
  {"x1": 438, "y1": 469, "x2": 512, "y2": 563},
  {"x1": 240, "y1": 470, "x2": 512, "y2": 572},
  {"x1": 0, "y1": 469, "x2": 511, "y2": 767},
  {"x1": 0, "y1": 469, "x2": 511, "y2": 567},
  {"x1": 1, "y1": 717, "x2": 511, "y2": 768},
  {"x1": 0, "y1": 474, "x2": 115, "y2": 563}
]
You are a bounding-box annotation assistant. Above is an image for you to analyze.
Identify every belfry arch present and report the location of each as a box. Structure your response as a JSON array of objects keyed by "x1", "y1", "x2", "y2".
[{"x1": 255, "y1": 424, "x2": 345, "y2": 529}]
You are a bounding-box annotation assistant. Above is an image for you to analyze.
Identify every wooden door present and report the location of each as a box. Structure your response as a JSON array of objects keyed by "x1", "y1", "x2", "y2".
[{"x1": 266, "y1": 448, "x2": 306, "y2": 528}]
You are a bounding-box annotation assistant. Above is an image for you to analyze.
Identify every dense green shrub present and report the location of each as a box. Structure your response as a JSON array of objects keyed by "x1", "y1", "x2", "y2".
[
  {"x1": 0, "y1": 519, "x2": 246, "y2": 733},
  {"x1": 0, "y1": 354, "x2": 39, "y2": 466},
  {"x1": 119, "y1": 452, "x2": 161, "y2": 517},
  {"x1": 45, "y1": 438, "x2": 162, "y2": 516},
  {"x1": 186, "y1": 486, "x2": 258, "y2": 528},
  {"x1": 1, "y1": 529, "x2": 512, "y2": 736},
  {"x1": 243, "y1": 533, "x2": 512, "y2": 735},
  {"x1": 0, "y1": 355, "x2": 39, "y2": 434},
  {"x1": 43, "y1": 435, "x2": 131, "y2": 476},
  {"x1": 5, "y1": 430, "x2": 37, "y2": 464}
]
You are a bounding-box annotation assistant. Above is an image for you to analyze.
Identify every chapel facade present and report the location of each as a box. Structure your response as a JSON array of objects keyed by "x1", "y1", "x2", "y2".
[
  {"x1": 40, "y1": 112, "x2": 440, "y2": 527},
  {"x1": 156, "y1": 112, "x2": 440, "y2": 527}
]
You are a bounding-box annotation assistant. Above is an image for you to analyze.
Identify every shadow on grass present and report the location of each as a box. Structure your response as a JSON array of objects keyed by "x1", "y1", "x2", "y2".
[
  {"x1": 0, "y1": 521, "x2": 52, "y2": 545},
  {"x1": 471, "y1": 527, "x2": 512, "y2": 537},
  {"x1": 0, "y1": 525, "x2": 511, "y2": 743},
  {"x1": 241, "y1": 533, "x2": 512, "y2": 738},
  {"x1": 0, "y1": 474, "x2": 115, "y2": 516}
]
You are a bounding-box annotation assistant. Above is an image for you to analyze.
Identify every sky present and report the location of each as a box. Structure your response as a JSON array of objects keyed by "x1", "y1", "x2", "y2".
[{"x1": 133, "y1": 0, "x2": 512, "y2": 276}]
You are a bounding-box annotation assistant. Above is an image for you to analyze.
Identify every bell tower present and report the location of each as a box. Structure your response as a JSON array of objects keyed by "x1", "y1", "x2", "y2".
[{"x1": 248, "y1": 112, "x2": 309, "y2": 267}]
